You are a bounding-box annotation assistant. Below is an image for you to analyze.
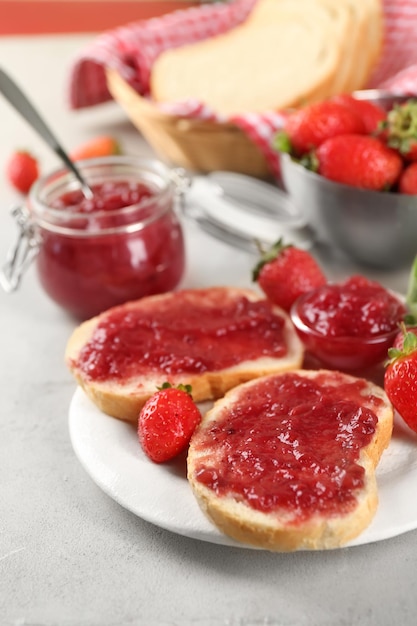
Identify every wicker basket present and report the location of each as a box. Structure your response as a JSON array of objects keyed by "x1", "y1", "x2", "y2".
[{"x1": 106, "y1": 68, "x2": 272, "y2": 179}]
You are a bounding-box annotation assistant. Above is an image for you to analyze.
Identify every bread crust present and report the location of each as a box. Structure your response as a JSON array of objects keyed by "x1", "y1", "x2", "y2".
[
  {"x1": 65, "y1": 287, "x2": 304, "y2": 422},
  {"x1": 187, "y1": 369, "x2": 393, "y2": 551}
]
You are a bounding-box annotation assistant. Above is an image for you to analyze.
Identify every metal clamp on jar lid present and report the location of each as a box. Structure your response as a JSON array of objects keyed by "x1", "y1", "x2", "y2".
[
  {"x1": 1, "y1": 156, "x2": 187, "y2": 320},
  {"x1": 183, "y1": 170, "x2": 314, "y2": 253},
  {"x1": 1, "y1": 205, "x2": 41, "y2": 293}
]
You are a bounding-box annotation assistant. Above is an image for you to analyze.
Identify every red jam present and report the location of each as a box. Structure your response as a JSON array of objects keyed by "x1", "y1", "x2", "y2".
[
  {"x1": 73, "y1": 289, "x2": 288, "y2": 381},
  {"x1": 33, "y1": 173, "x2": 185, "y2": 320},
  {"x1": 297, "y1": 275, "x2": 405, "y2": 337},
  {"x1": 49, "y1": 181, "x2": 153, "y2": 214},
  {"x1": 193, "y1": 371, "x2": 382, "y2": 521},
  {"x1": 291, "y1": 275, "x2": 406, "y2": 370}
]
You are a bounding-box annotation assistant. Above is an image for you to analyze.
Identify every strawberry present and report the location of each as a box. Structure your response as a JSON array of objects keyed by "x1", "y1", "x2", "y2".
[
  {"x1": 385, "y1": 254, "x2": 417, "y2": 432},
  {"x1": 314, "y1": 134, "x2": 403, "y2": 191},
  {"x1": 6, "y1": 149, "x2": 39, "y2": 194},
  {"x1": 398, "y1": 162, "x2": 417, "y2": 194},
  {"x1": 275, "y1": 100, "x2": 366, "y2": 157},
  {"x1": 381, "y1": 99, "x2": 417, "y2": 161},
  {"x1": 384, "y1": 329, "x2": 417, "y2": 433},
  {"x1": 138, "y1": 383, "x2": 201, "y2": 463},
  {"x1": 331, "y1": 94, "x2": 387, "y2": 134},
  {"x1": 70, "y1": 135, "x2": 120, "y2": 161},
  {"x1": 252, "y1": 239, "x2": 327, "y2": 312}
]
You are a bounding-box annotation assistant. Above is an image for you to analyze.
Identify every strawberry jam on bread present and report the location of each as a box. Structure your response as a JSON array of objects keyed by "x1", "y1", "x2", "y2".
[
  {"x1": 65, "y1": 287, "x2": 304, "y2": 422},
  {"x1": 187, "y1": 369, "x2": 393, "y2": 551}
]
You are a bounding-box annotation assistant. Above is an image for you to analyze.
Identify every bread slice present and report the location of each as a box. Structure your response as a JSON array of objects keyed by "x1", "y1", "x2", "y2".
[
  {"x1": 336, "y1": 0, "x2": 370, "y2": 93},
  {"x1": 314, "y1": 0, "x2": 355, "y2": 97},
  {"x1": 345, "y1": 0, "x2": 383, "y2": 92},
  {"x1": 252, "y1": 0, "x2": 354, "y2": 99},
  {"x1": 151, "y1": 0, "x2": 345, "y2": 115},
  {"x1": 187, "y1": 369, "x2": 393, "y2": 551},
  {"x1": 65, "y1": 287, "x2": 304, "y2": 423}
]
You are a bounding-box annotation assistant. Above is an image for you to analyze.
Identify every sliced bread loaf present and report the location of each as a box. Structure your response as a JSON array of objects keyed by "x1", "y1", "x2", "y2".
[
  {"x1": 187, "y1": 369, "x2": 393, "y2": 551},
  {"x1": 150, "y1": 0, "x2": 383, "y2": 116},
  {"x1": 151, "y1": 0, "x2": 344, "y2": 115}
]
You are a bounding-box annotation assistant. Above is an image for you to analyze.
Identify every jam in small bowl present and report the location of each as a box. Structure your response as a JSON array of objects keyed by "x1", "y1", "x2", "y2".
[
  {"x1": 3, "y1": 156, "x2": 186, "y2": 320},
  {"x1": 290, "y1": 275, "x2": 406, "y2": 371}
]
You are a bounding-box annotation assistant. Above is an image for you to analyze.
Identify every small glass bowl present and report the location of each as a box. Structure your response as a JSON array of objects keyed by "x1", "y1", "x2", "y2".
[{"x1": 290, "y1": 292, "x2": 400, "y2": 371}]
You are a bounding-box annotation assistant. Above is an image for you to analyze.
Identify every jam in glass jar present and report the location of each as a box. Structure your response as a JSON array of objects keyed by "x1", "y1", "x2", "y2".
[
  {"x1": 290, "y1": 275, "x2": 406, "y2": 370},
  {"x1": 1, "y1": 156, "x2": 187, "y2": 320}
]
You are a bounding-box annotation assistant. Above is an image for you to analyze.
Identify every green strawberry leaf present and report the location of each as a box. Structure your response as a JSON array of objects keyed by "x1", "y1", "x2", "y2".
[
  {"x1": 405, "y1": 254, "x2": 417, "y2": 323},
  {"x1": 387, "y1": 346, "x2": 403, "y2": 361},
  {"x1": 404, "y1": 331, "x2": 417, "y2": 353},
  {"x1": 157, "y1": 381, "x2": 193, "y2": 395},
  {"x1": 386, "y1": 324, "x2": 417, "y2": 366},
  {"x1": 386, "y1": 100, "x2": 417, "y2": 154},
  {"x1": 158, "y1": 381, "x2": 173, "y2": 390},
  {"x1": 299, "y1": 151, "x2": 319, "y2": 172},
  {"x1": 273, "y1": 131, "x2": 293, "y2": 154},
  {"x1": 252, "y1": 238, "x2": 289, "y2": 281},
  {"x1": 177, "y1": 383, "x2": 193, "y2": 395}
]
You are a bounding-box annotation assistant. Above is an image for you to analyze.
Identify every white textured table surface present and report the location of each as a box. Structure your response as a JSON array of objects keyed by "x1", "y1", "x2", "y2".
[{"x1": 1, "y1": 34, "x2": 417, "y2": 626}]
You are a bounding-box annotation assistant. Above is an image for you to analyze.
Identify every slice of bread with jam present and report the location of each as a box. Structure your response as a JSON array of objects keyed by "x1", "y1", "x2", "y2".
[
  {"x1": 187, "y1": 369, "x2": 393, "y2": 551},
  {"x1": 65, "y1": 286, "x2": 304, "y2": 422}
]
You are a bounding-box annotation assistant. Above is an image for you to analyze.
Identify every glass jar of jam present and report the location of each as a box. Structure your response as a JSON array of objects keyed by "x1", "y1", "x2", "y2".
[{"x1": 1, "y1": 156, "x2": 187, "y2": 319}]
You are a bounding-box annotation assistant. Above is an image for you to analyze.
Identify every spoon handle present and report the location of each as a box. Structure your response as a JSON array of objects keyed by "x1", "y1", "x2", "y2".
[{"x1": 0, "y1": 67, "x2": 93, "y2": 199}]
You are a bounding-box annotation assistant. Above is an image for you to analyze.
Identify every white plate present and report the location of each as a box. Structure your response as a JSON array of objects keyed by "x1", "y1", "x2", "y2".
[{"x1": 69, "y1": 387, "x2": 417, "y2": 550}]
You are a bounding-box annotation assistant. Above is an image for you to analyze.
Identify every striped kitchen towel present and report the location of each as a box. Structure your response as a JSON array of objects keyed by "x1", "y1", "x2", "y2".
[{"x1": 67, "y1": 0, "x2": 417, "y2": 179}]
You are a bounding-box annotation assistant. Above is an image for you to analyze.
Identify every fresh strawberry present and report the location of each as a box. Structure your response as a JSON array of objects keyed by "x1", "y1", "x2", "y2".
[
  {"x1": 331, "y1": 94, "x2": 387, "y2": 134},
  {"x1": 70, "y1": 135, "x2": 120, "y2": 161},
  {"x1": 314, "y1": 134, "x2": 403, "y2": 191},
  {"x1": 138, "y1": 383, "x2": 201, "y2": 463},
  {"x1": 6, "y1": 149, "x2": 39, "y2": 194},
  {"x1": 252, "y1": 239, "x2": 327, "y2": 312},
  {"x1": 384, "y1": 329, "x2": 417, "y2": 433},
  {"x1": 381, "y1": 99, "x2": 417, "y2": 161},
  {"x1": 398, "y1": 161, "x2": 417, "y2": 194},
  {"x1": 275, "y1": 100, "x2": 366, "y2": 157},
  {"x1": 385, "y1": 253, "x2": 417, "y2": 433}
]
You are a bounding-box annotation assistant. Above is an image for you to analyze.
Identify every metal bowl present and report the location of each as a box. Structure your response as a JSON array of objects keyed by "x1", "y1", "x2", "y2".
[{"x1": 279, "y1": 90, "x2": 417, "y2": 269}]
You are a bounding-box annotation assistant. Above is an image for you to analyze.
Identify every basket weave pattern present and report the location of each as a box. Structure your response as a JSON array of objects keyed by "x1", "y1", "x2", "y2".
[{"x1": 106, "y1": 68, "x2": 272, "y2": 178}]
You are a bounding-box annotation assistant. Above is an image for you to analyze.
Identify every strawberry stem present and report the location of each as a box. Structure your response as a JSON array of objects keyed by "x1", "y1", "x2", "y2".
[
  {"x1": 406, "y1": 255, "x2": 417, "y2": 323},
  {"x1": 252, "y1": 238, "x2": 290, "y2": 281}
]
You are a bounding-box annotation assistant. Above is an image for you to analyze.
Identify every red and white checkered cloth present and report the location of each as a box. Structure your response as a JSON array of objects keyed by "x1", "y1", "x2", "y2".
[{"x1": 67, "y1": 0, "x2": 417, "y2": 179}]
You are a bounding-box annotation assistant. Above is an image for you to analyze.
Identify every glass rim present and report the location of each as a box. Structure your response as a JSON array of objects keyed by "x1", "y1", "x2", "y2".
[{"x1": 29, "y1": 155, "x2": 176, "y2": 237}]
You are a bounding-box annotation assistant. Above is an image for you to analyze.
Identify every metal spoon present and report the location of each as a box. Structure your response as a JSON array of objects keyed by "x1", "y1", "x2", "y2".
[{"x1": 0, "y1": 67, "x2": 93, "y2": 199}]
